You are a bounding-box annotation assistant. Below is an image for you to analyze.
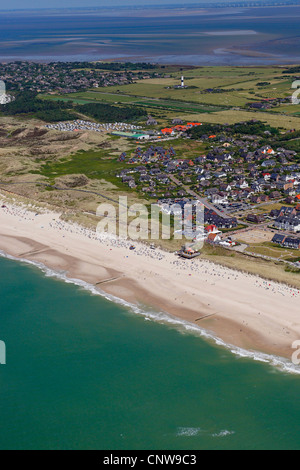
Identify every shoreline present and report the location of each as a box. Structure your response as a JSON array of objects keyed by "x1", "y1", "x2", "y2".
[
  {"x1": 0, "y1": 199, "x2": 300, "y2": 366},
  {"x1": 2, "y1": 247, "x2": 299, "y2": 375}
]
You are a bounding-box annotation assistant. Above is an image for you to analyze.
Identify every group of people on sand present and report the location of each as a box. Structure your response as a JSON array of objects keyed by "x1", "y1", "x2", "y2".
[{"x1": 1, "y1": 200, "x2": 299, "y2": 300}]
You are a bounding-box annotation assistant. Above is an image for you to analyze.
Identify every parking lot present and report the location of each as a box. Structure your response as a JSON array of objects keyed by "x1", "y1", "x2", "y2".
[
  {"x1": 214, "y1": 202, "x2": 252, "y2": 214},
  {"x1": 45, "y1": 120, "x2": 143, "y2": 133}
]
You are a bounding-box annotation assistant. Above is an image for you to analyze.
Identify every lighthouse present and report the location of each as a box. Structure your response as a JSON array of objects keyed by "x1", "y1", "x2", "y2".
[{"x1": 181, "y1": 76, "x2": 185, "y2": 88}]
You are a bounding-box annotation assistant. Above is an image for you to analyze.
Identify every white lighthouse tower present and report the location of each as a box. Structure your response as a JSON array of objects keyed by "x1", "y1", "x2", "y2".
[{"x1": 181, "y1": 76, "x2": 185, "y2": 88}]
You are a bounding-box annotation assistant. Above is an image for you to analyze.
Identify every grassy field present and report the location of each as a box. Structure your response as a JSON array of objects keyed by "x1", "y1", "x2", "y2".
[
  {"x1": 32, "y1": 135, "x2": 208, "y2": 184},
  {"x1": 40, "y1": 66, "x2": 295, "y2": 104},
  {"x1": 34, "y1": 148, "x2": 129, "y2": 186},
  {"x1": 134, "y1": 99, "x2": 223, "y2": 113},
  {"x1": 40, "y1": 97, "x2": 300, "y2": 130},
  {"x1": 178, "y1": 109, "x2": 300, "y2": 130},
  {"x1": 269, "y1": 104, "x2": 300, "y2": 115},
  {"x1": 39, "y1": 65, "x2": 300, "y2": 129},
  {"x1": 41, "y1": 91, "x2": 226, "y2": 114},
  {"x1": 246, "y1": 242, "x2": 300, "y2": 262},
  {"x1": 40, "y1": 92, "x2": 140, "y2": 105},
  {"x1": 200, "y1": 243, "x2": 300, "y2": 289},
  {"x1": 181, "y1": 66, "x2": 283, "y2": 79}
]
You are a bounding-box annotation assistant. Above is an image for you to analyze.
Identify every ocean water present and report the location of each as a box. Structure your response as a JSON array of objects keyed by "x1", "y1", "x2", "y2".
[
  {"x1": 1, "y1": 255, "x2": 300, "y2": 450},
  {"x1": 0, "y1": 6, "x2": 299, "y2": 65}
]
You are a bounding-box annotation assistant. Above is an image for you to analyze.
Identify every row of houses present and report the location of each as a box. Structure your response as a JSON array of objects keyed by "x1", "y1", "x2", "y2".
[
  {"x1": 116, "y1": 129, "x2": 300, "y2": 204},
  {"x1": 0, "y1": 61, "x2": 153, "y2": 94},
  {"x1": 272, "y1": 234, "x2": 300, "y2": 250},
  {"x1": 204, "y1": 208, "x2": 238, "y2": 229},
  {"x1": 247, "y1": 98, "x2": 288, "y2": 110},
  {"x1": 271, "y1": 206, "x2": 300, "y2": 233},
  {"x1": 155, "y1": 199, "x2": 238, "y2": 230},
  {"x1": 274, "y1": 216, "x2": 300, "y2": 233}
]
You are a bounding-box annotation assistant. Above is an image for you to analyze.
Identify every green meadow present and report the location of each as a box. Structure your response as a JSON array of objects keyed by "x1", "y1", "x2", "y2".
[
  {"x1": 34, "y1": 148, "x2": 128, "y2": 186},
  {"x1": 41, "y1": 66, "x2": 296, "y2": 105},
  {"x1": 39, "y1": 65, "x2": 300, "y2": 128}
]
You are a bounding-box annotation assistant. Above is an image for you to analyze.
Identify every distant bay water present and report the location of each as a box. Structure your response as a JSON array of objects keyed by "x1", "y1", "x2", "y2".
[
  {"x1": 0, "y1": 6, "x2": 299, "y2": 65},
  {"x1": 1, "y1": 255, "x2": 300, "y2": 449}
]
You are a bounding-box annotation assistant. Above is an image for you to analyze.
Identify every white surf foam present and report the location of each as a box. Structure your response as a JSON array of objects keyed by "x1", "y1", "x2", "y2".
[
  {"x1": 1, "y1": 249, "x2": 300, "y2": 376},
  {"x1": 176, "y1": 427, "x2": 203, "y2": 437},
  {"x1": 212, "y1": 430, "x2": 235, "y2": 438}
]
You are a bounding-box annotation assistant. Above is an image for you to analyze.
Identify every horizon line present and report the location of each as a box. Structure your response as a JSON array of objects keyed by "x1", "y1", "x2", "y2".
[{"x1": 0, "y1": 1, "x2": 299, "y2": 14}]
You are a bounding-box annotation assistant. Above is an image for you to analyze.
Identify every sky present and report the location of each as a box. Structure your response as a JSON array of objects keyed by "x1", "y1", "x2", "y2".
[{"x1": 0, "y1": 0, "x2": 258, "y2": 10}]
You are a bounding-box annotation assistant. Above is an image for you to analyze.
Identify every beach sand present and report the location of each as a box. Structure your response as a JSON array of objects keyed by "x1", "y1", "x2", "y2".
[{"x1": 0, "y1": 200, "x2": 299, "y2": 361}]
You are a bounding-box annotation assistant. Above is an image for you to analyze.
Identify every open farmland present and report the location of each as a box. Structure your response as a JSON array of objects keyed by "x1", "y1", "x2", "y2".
[
  {"x1": 178, "y1": 109, "x2": 300, "y2": 130},
  {"x1": 40, "y1": 65, "x2": 300, "y2": 124}
]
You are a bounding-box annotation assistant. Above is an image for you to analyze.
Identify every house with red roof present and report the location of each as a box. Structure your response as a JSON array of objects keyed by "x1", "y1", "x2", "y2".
[
  {"x1": 207, "y1": 232, "x2": 222, "y2": 243},
  {"x1": 205, "y1": 224, "x2": 220, "y2": 234}
]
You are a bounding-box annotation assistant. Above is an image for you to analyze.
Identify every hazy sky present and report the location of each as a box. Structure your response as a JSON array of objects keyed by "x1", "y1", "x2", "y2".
[{"x1": 0, "y1": 0, "x2": 246, "y2": 10}]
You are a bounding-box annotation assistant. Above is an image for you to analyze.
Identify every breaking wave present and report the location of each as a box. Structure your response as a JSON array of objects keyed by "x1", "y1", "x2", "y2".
[
  {"x1": 212, "y1": 430, "x2": 235, "y2": 438},
  {"x1": 176, "y1": 427, "x2": 203, "y2": 437},
  {"x1": 176, "y1": 427, "x2": 235, "y2": 438}
]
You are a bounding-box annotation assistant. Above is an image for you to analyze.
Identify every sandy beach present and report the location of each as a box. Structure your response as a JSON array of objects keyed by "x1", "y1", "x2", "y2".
[{"x1": 0, "y1": 198, "x2": 300, "y2": 362}]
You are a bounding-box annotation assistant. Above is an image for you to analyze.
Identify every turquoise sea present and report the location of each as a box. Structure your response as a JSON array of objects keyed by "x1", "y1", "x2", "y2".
[{"x1": 1, "y1": 254, "x2": 300, "y2": 450}]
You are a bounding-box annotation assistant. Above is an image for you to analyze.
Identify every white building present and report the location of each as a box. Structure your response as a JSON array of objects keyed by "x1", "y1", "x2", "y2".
[
  {"x1": 274, "y1": 216, "x2": 300, "y2": 233},
  {"x1": 212, "y1": 194, "x2": 228, "y2": 204}
]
